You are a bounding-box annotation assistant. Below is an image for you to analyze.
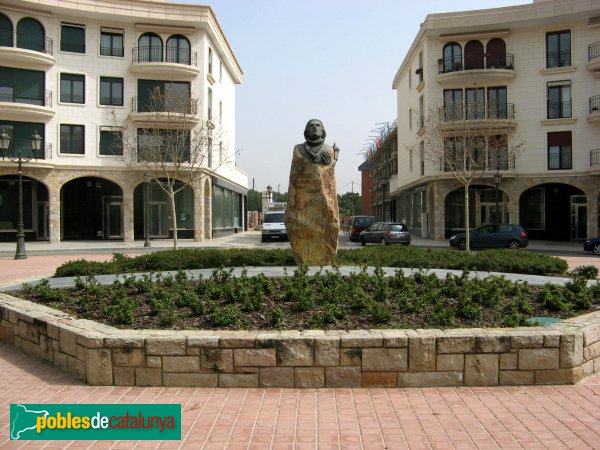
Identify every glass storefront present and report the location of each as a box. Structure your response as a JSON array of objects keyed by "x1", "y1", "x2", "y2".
[{"x1": 212, "y1": 184, "x2": 242, "y2": 232}]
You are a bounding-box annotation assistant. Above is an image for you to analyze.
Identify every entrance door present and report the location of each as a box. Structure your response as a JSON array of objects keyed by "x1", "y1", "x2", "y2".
[
  {"x1": 104, "y1": 201, "x2": 123, "y2": 239},
  {"x1": 148, "y1": 202, "x2": 168, "y2": 238},
  {"x1": 570, "y1": 195, "x2": 587, "y2": 240}
]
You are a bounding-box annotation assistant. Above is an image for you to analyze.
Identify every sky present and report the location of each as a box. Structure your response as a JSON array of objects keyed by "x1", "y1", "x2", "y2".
[{"x1": 184, "y1": 0, "x2": 531, "y2": 195}]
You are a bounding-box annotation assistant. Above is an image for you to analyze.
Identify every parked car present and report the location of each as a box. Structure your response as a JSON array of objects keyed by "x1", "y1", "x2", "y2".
[
  {"x1": 584, "y1": 236, "x2": 600, "y2": 255},
  {"x1": 349, "y1": 215, "x2": 376, "y2": 241},
  {"x1": 360, "y1": 222, "x2": 411, "y2": 246},
  {"x1": 449, "y1": 224, "x2": 528, "y2": 250}
]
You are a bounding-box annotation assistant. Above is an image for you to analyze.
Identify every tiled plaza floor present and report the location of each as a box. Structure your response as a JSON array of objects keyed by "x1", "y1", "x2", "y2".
[{"x1": 1, "y1": 343, "x2": 599, "y2": 449}]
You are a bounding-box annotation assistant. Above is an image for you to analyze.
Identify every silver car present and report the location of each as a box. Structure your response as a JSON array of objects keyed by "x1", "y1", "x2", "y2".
[{"x1": 360, "y1": 222, "x2": 411, "y2": 246}]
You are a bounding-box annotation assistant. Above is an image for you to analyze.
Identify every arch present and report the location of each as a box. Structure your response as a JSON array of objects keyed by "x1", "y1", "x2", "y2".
[
  {"x1": 16, "y1": 17, "x2": 44, "y2": 52},
  {"x1": 0, "y1": 174, "x2": 49, "y2": 241},
  {"x1": 138, "y1": 32, "x2": 163, "y2": 62},
  {"x1": 444, "y1": 185, "x2": 508, "y2": 238},
  {"x1": 133, "y1": 179, "x2": 195, "y2": 239},
  {"x1": 166, "y1": 34, "x2": 190, "y2": 64},
  {"x1": 519, "y1": 183, "x2": 585, "y2": 240},
  {"x1": 486, "y1": 38, "x2": 507, "y2": 68},
  {"x1": 443, "y1": 42, "x2": 462, "y2": 72},
  {"x1": 60, "y1": 177, "x2": 123, "y2": 240},
  {"x1": 0, "y1": 13, "x2": 13, "y2": 47},
  {"x1": 464, "y1": 40, "x2": 484, "y2": 70}
]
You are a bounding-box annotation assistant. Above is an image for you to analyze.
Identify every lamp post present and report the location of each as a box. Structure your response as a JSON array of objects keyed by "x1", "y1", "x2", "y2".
[
  {"x1": 144, "y1": 172, "x2": 152, "y2": 248},
  {"x1": 0, "y1": 130, "x2": 41, "y2": 259},
  {"x1": 333, "y1": 143, "x2": 340, "y2": 165},
  {"x1": 266, "y1": 184, "x2": 272, "y2": 203},
  {"x1": 493, "y1": 170, "x2": 502, "y2": 225}
]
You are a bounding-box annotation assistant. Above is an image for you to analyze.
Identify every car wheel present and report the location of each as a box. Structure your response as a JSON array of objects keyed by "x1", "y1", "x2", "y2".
[
  {"x1": 360, "y1": 237, "x2": 366, "y2": 246},
  {"x1": 507, "y1": 239, "x2": 521, "y2": 250},
  {"x1": 593, "y1": 243, "x2": 600, "y2": 255},
  {"x1": 261, "y1": 236, "x2": 267, "y2": 243},
  {"x1": 381, "y1": 238, "x2": 388, "y2": 246},
  {"x1": 457, "y1": 239, "x2": 466, "y2": 250}
]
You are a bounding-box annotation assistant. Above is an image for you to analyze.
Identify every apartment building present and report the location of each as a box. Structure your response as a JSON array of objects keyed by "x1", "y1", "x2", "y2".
[
  {"x1": 0, "y1": 0, "x2": 247, "y2": 243},
  {"x1": 392, "y1": 0, "x2": 600, "y2": 240}
]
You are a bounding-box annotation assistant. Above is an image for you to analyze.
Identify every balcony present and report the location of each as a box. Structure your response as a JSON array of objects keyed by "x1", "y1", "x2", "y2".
[
  {"x1": 590, "y1": 149, "x2": 600, "y2": 169},
  {"x1": 0, "y1": 90, "x2": 54, "y2": 121},
  {"x1": 437, "y1": 53, "x2": 515, "y2": 84},
  {"x1": 438, "y1": 103, "x2": 516, "y2": 131},
  {"x1": 0, "y1": 31, "x2": 54, "y2": 69},
  {"x1": 129, "y1": 96, "x2": 199, "y2": 126},
  {"x1": 588, "y1": 96, "x2": 600, "y2": 123},
  {"x1": 587, "y1": 42, "x2": 600, "y2": 76},
  {"x1": 130, "y1": 47, "x2": 200, "y2": 79},
  {"x1": 442, "y1": 154, "x2": 516, "y2": 173},
  {"x1": 0, "y1": 139, "x2": 51, "y2": 160}
]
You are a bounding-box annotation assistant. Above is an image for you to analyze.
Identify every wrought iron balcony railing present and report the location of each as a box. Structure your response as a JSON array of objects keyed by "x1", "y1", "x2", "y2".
[
  {"x1": 132, "y1": 96, "x2": 198, "y2": 115},
  {"x1": 0, "y1": 89, "x2": 52, "y2": 107},
  {"x1": 131, "y1": 46, "x2": 198, "y2": 66},
  {"x1": 440, "y1": 103, "x2": 515, "y2": 121},
  {"x1": 0, "y1": 31, "x2": 53, "y2": 55},
  {"x1": 438, "y1": 53, "x2": 514, "y2": 74},
  {"x1": 589, "y1": 42, "x2": 600, "y2": 62},
  {"x1": 591, "y1": 149, "x2": 600, "y2": 167},
  {"x1": 590, "y1": 95, "x2": 600, "y2": 113},
  {"x1": 547, "y1": 101, "x2": 572, "y2": 119}
]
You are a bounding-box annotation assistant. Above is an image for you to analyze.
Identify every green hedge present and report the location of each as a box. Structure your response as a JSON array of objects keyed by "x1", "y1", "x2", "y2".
[{"x1": 54, "y1": 246, "x2": 568, "y2": 278}]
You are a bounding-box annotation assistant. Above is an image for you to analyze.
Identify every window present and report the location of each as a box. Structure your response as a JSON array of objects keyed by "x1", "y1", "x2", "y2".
[
  {"x1": 60, "y1": 124, "x2": 84, "y2": 154},
  {"x1": 442, "y1": 42, "x2": 462, "y2": 72},
  {"x1": 443, "y1": 89, "x2": 463, "y2": 120},
  {"x1": 219, "y1": 61, "x2": 223, "y2": 82},
  {"x1": 419, "y1": 141, "x2": 425, "y2": 176},
  {"x1": 548, "y1": 131, "x2": 572, "y2": 170},
  {"x1": 16, "y1": 18, "x2": 44, "y2": 52},
  {"x1": 547, "y1": 81, "x2": 571, "y2": 119},
  {"x1": 0, "y1": 121, "x2": 45, "y2": 159},
  {"x1": 486, "y1": 38, "x2": 508, "y2": 68},
  {"x1": 219, "y1": 101, "x2": 222, "y2": 122},
  {"x1": 137, "y1": 80, "x2": 190, "y2": 112},
  {"x1": 444, "y1": 138, "x2": 464, "y2": 171},
  {"x1": 408, "y1": 68, "x2": 412, "y2": 89},
  {"x1": 464, "y1": 40, "x2": 484, "y2": 70},
  {"x1": 138, "y1": 33, "x2": 162, "y2": 62},
  {"x1": 60, "y1": 73, "x2": 84, "y2": 104},
  {"x1": 207, "y1": 137, "x2": 212, "y2": 168},
  {"x1": 0, "y1": 67, "x2": 45, "y2": 106},
  {"x1": 99, "y1": 129, "x2": 122, "y2": 155},
  {"x1": 61, "y1": 24, "x2": 85, "y2": 53},
  {"x1": 409, "y1": 148, "x2": 413, "y2": 172},
  {"x1": 166, "y1": 35, "x2": 190, "y2": 64},
  {"x1": 488, "y1": 135, "x2": 508, "y2": 170},
  {"x1": 99, "y1": 77, "x2": 123, "y2": 106},
  {"x1": 546, "y1": 30, "x2": 571, "y2": 68},
  {"x1": 100, "y1": 30, "x2": 123, "y2": 57},
  {"x1": 408, "y1": 108, "x2": 412, "y2": 131},
  {"x1": 417, "y1": 51, "x2": 423, "y2": 83},
  {"x1": 466, "y1": 88, "x2": 485, "y2": 119},
  {"x1": 208, "y1": 87, "x2": 213, "y2": 121},
  {"x1": 487, "y1": 86, "x2": 508, "y2": 118},
  {"x1": 419, "y1": 96, "x2": 424, "y2": 128},
  {"x1": 219, "y1": 141, "x2": 224, "y2": 162},
  {"x1": 137, "y1": 129, "x2": 190, "y2": 162},
  {"x1": 208, "y1": 47, "x2": 213, "y2": 75},
  {"x1": 0, "y1": 14, "x2": 13, "y2": 47}
]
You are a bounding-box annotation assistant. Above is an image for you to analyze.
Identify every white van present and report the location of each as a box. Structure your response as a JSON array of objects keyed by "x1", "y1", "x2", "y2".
[{"x1": 261, "y1": 211, "x2": 287, "y2": 242}]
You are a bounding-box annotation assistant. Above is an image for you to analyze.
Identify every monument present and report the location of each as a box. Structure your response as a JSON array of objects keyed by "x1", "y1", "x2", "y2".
[{"x1": 285, "y1": 119, "x2": 340, "y2": 265}]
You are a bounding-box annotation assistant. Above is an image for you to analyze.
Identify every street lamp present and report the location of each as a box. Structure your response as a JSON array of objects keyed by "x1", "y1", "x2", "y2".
[
  {"x1": 493, "y1": 170, "x2": 503, "y2": 225},
  {"x1": 333, "y1": 143, "x2": 340, "y2": 164},
  {"x1": 0, "y1": 130, "x2": 41, "y2": 259},
  {"x1": 266, "y1": 184, "x2": 272, "y2": 203},
  {"x1": 144, "y1": 172, "x2": 152, "y2": 248}
]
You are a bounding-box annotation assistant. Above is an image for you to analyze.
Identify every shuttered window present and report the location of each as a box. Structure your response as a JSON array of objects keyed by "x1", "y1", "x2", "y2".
[{"x1": 61, "y1": 24, "x2": 85, "y2": 53}]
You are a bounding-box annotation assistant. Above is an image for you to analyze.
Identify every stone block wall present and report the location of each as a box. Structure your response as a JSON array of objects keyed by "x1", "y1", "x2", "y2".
[{"x1": 1, "y1": 293, "x2": 599, "y2": 387}]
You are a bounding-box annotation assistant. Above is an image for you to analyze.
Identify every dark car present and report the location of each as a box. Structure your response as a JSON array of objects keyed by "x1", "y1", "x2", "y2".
[
  {"x1": 449, "y1": 224, "x2": 528, "y2": 250},
  {"x1": 349, "y1": 215, "x2": 376, "y2": 241},
  {"x1": 584, "y1": 237, "x2": 600, "y2": 255},
  {"x1": 360, "y1": 222, "x2": 411, "y2": 246}
]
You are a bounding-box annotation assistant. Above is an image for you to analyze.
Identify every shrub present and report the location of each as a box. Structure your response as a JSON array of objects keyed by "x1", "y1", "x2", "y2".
[{"x1": 569, "y1": 265, "x2": 599, "y2": 280}]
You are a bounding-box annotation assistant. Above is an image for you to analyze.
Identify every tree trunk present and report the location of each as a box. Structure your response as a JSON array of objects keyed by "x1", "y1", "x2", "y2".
[
  {"x1": 167, "y1": 184, "x2": 178, "y2": 250},
  {"x1": 464, "y1": 183, "x2": 470, "y2": 252}
]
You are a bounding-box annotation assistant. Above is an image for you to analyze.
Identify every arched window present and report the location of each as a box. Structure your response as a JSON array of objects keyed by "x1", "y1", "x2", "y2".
[
  {"x1": 0, "y1": 14, "x2": 13, "y2": 47},
  {"x1": 443, "y1": 42, "x2": 462, "y2": 72},
  {"x1": 16, "y1": 18, "x2": 44, "y2": 52},
  {"x1": 486, "y1": 38, "x2": 507, "y2": 68},
  {"x1": 166, "y1": 35, "x2": 190, "y2": 64},
  {"x1": 464, "y1": 40, "x2": 484, "y2": 70},
  {"x1": 138, "y1": 32, "x2": 162, "y2": 62}
]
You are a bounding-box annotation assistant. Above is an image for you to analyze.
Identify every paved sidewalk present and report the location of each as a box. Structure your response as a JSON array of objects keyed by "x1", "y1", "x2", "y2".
[{"x1": 1, "y1": 343, "x2": 599, "y2": 449}]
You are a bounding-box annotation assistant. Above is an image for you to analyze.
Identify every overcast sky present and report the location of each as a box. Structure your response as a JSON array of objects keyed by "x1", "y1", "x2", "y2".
[{"x1": 185, "y1": 0, "x2": 530, "y2": 195}]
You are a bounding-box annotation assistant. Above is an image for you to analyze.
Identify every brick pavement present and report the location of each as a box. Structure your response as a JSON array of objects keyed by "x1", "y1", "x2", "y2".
[{"x1": 0, "y1": 343, "x2": 599, "y2": 449}]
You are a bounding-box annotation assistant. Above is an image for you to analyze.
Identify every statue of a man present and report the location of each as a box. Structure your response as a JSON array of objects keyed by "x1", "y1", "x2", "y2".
[{"x1": 285, "y1": 119, "x2": 339, "y2": 266}]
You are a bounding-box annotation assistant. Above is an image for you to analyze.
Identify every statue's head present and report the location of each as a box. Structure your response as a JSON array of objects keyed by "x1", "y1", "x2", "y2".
[{"x1": 304, "y1": 119, "x2": 326, "y2": 142}]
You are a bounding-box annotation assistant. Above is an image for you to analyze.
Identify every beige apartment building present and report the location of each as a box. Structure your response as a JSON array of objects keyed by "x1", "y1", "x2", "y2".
[
  {"x1": 0, "y1": 0, "x2": 247, "y2": 243},
  {"x1": 392, "y1": 0, "x2": 600, "y2": 240}
]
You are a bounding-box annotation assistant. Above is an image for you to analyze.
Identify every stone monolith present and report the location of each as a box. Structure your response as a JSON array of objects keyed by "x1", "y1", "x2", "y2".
[{"x1": 285, "y1": 119, "x2": 339, "y2": 265}]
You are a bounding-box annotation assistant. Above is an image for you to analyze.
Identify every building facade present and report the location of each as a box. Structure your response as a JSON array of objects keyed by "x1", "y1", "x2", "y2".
[
  {"x1": 0, "y1": 0, "x2": 247, "y2": 243},
  {"x1": 392, "y1": 0, "x2": 600, "y2": 240}
]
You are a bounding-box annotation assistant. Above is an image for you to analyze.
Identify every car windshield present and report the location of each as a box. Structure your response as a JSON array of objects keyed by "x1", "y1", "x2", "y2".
[
  {"x1": 264, "y1": 213, "x2": 284, "y2": 223},
  {"x1": 355, "y1": 217, "x2": 375, "y2": 226}
]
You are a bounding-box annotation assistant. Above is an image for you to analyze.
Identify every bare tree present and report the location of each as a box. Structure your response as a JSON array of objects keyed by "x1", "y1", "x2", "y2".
[
  {"x1": 111, "y1": 86, "x2": 227, "y2": 249},
  {"x1": 417, "y1": 100, "x2": 524, "y2": 251}
]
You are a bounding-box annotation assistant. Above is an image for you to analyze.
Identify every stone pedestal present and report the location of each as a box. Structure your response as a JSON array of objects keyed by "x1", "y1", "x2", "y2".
[{"x1": 285, "y1": 144, "x2": 339, "y2": 265}]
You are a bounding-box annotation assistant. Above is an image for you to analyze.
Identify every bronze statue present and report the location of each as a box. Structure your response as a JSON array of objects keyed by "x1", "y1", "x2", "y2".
[{"x1": 285, "y1": 119, "x2": 339, "y2": 265}]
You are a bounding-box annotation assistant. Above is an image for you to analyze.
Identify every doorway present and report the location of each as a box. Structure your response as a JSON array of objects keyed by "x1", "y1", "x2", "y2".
[
  {"x1": 103, "y1": 196, "x2": 123, "y2": 239},
  {"x1": 570, "y1": 195, "x2": 587, "y2": 240}
]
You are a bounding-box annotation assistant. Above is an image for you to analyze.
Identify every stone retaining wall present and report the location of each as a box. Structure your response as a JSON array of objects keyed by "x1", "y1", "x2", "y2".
[{"x1": 1, "y1": 293, "x2": 599, "y2": 387}]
